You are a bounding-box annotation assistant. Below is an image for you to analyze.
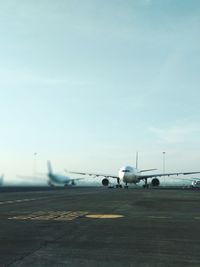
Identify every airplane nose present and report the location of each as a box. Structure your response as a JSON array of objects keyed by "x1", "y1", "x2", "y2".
[{"x1": 118, "y1": 171, "x2": 125, "y2": 180}]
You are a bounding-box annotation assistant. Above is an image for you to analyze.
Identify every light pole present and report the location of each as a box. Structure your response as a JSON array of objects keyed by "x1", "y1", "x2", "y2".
[
  {"x1": 33, "y1": 152, "x2": 37, "y2": 176},
  {"x1": 163, "y1": 151, "x2": 166, "y2": 184},
  {"x1": 136, "y1": 151, "x2": 139, "y2": 169}
]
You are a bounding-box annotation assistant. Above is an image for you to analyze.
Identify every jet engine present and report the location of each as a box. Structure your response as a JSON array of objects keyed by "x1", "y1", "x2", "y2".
[
  {"x1": 102, "y1": 178, "x2": 109, "y2": 186},
  {"x1": 192, "y1": 180, "x2": 200, "y2": 188},
  {"x1": 151, "y1": 178, "x2": 160, "y2": 187}
]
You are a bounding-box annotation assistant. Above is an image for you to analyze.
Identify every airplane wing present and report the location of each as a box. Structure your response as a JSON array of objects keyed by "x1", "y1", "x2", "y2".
[
  {"x1": 139, "y1": 171, "x2": 200, "y2": 180},
  {"x1": 140, "y1": 168, "x2": 157, "y2": 173},
  {"x1": 67, "y1": 170, "x2": 118, "y2": 179}
]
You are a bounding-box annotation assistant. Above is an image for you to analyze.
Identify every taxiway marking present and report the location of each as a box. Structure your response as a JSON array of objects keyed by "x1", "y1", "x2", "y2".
[
  {"x1": 7, "y1": 212, "x2": 200, "y2": 222},
  {"x1": 8, "y1": 212, "x2": 124, "y2": 221},
  {"x1": 86, "y1": 214, "x2": 124, "y2": 219},
  {"x1": 8, "y1": 211, "x2": 89, "y2": 221}
]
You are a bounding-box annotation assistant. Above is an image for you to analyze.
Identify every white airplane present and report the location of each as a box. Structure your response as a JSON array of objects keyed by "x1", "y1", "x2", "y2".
[
  {"x1": 17, "y1": 162, "x2": 83, "y2": 187},
  {"x1": 47, "y1": 161, "x2": 83, "y2": 187},
  {"x1": 69, "y1": 160, "x2": 200, "y2": 189}
]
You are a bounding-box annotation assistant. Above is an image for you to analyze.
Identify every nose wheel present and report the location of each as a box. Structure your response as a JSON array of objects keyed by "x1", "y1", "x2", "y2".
[{"x1": 116, "y1": 184, "x2": 122, "y2": 188}]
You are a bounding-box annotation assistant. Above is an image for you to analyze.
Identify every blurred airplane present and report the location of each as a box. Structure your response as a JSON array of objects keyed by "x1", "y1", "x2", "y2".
[
  {"x1": 0, "y1": 174, "x2": 4, "y2": 186},
  {"x1": 17, "y1": 161, "x2": 83, "y2": 187},
  {"x1": 47, "y1": 161, "x2": 83, "y2": 186}
]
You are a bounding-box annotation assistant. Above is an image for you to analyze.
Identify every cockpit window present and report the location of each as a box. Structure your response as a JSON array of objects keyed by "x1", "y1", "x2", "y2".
[{"x1": 122, "y1": 170, "x2": 130, "y2": 173}]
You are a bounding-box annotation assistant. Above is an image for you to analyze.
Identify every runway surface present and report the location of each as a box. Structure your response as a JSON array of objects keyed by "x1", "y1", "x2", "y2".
[{"x1": 0, "y1": 186, "x2": 200, "y2": 267}]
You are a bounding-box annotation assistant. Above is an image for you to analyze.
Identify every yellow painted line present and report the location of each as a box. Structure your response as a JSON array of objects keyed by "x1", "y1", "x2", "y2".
[{"x1": 86, "y1": 214, "x2": 124, "y2": 219}]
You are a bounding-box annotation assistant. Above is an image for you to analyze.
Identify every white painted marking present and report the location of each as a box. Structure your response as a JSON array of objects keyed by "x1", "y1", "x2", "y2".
[
  {"x1": 0, "y1": 197, "x2": 48, "y2": 205},
  {"x1": 8, "y1": 211, "x2": 89, "y2": 221}
]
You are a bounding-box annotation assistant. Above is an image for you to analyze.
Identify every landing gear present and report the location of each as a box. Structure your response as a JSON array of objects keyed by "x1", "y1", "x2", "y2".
[
  {"x1": 116, "y1": 178, "x2": 122, "y2": 188},
  {"x1": 48, "y1": 182, "x2": 55, "y2": 188},
  {"x1": 143, "y1": 178, "x2": 149, "y2": 189},
  {"x1": 124, "y1": 182, "x2": 129, "y2": 189},
  {"x1": 71, "y1": 181, "x2": 76, "y2": 186}
]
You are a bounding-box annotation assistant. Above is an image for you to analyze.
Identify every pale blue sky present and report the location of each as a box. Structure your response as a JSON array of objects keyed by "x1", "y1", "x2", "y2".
[{"x1": 0, "y1": 0, "x2": 200, "y2": 179}]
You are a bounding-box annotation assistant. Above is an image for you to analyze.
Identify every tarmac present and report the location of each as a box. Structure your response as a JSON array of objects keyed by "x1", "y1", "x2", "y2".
[{"x1": 0, "y1": 186, "x2": 200, "y2": 267}]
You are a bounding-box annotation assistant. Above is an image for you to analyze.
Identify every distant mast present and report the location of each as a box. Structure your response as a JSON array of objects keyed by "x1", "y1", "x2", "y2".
[{"x1": 136, "y1": 151, "x2": 139, "y2": 169}]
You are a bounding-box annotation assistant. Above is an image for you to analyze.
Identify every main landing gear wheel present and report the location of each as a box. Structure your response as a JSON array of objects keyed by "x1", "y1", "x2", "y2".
[
  {"x1": 124, "y1": 183, "x2": 128, "y2": 189},
  {"x1": 143, "y1": 178, "x2": 149, "y2": 189}
]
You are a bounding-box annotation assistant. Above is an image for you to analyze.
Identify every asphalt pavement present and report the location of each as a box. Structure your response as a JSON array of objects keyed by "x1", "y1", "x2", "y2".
[{"x1": 0, "y1": 186, "x2": 200, "y2": 267}]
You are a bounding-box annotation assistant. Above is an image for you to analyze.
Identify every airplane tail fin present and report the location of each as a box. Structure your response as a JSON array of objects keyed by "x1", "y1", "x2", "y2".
[
  {"x1": 47, "y1": 161, "x2": 53, "y2": 175},
  {"x1": 0, "y1": 174, "x2": 4, "y2": 186}
]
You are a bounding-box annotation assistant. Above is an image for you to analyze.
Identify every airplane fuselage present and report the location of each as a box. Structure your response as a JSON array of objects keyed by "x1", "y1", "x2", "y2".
[
  {"x1": 118, "y1": 166, "x2": 141, "y2": 184},
  {"x1": 48, "y1": 173, "x2": 72, "y2": 186}
]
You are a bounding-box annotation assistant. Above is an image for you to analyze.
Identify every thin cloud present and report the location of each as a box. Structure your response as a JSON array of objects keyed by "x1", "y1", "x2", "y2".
[{"x1": 149, "y1": 124, "x2": 200, "y2": 144}]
